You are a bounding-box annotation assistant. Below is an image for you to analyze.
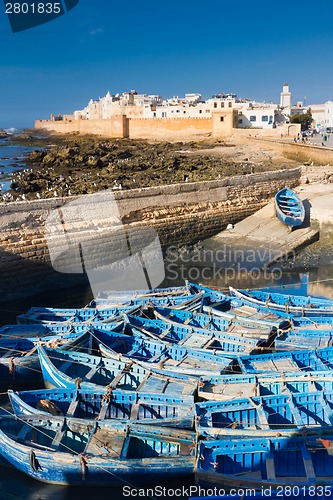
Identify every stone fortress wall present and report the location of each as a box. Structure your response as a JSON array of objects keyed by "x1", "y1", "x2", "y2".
[
  {"x1": 0, "y1": 167, "x2": 302, "y2": 302},
  {"x1": 35, "y1": 111, "x2": 298, "y2": 141}
]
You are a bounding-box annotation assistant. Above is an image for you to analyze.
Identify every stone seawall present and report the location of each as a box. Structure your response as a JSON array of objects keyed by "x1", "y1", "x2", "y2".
[
  {"x1": 0, "y1": 167, "x2": 302, "y2": 302},
  {"x1": 249, "y1": 138, "x2": 333, "y2": 166}
]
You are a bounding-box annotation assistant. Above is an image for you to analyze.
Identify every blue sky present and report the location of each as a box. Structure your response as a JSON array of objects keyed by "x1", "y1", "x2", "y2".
[{"x1": 1, "y1": 0, "x2": 333, "y2": 128}]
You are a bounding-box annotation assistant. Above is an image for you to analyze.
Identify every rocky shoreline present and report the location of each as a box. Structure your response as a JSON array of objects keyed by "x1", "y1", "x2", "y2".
[{"x1": 4, "y1": 132, "x2": 297, "y2": 201}]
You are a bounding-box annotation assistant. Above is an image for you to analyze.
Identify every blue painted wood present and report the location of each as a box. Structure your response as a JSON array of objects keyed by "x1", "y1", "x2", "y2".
[
  {"x1": 8, "y1": 388, "x2": 194, "y2": 429},
  {"x1": 17, "y1": 304, "x2": 141, "y2": 325},
  {"x1": 37, "y1": 345, "x2": 200, "y2": 394},
  {"x1": 95, "y1": 283, "x2": 191, "y2": 300},
  {"x1": 196, "y1": 390, "x2": 333, "y2": 436},
  {"x1": 236, "y1": 288, "x2": 333, "y2": 308},
  {"x1": 90, "y1": 291, "x2": 204, "y2": 310},
  {"x1": 198, "y1": 371, "x2": 333, "y2": 401},
  {"x1": 275, "y1": 187, "x2": 305, "y2": 227},
  {"x1": 233, "y1": 346, "x2": 333, "y2": 374},
  {"x1": 151, "y1": 306, "x2": 333, "y2": 349},
  {"x1": 230, "y1": 287, "x2": 333, "y2": 317},
  {"x1": 0, "y1": 415, "x2": 196, "y2": 486},
  {"x1": 196, "y1": 433, "x2": 333, "y2": 488},
  {"x1": 125, "y1": 314, "x2": 261, "y2": 354}
]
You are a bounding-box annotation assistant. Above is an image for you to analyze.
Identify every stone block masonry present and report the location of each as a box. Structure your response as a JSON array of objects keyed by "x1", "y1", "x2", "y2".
[{"x1": 0, "y1": 167, "x2": 302, "y2": 302}]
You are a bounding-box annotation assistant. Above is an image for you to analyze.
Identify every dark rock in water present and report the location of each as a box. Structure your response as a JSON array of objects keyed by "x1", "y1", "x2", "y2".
[{"x1": 0, "y1": 130, "x2": 9, "y2": 139}]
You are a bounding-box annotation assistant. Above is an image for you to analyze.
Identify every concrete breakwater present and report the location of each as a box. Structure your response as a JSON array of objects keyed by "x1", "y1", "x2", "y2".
[{"x1": 0, "y1": 167, "x2": 301, "y2": 302}]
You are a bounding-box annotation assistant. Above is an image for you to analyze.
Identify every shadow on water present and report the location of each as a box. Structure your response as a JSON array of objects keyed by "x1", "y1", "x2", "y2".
[{"x1": 0, "y1": 466, "x2": 196, "y2": 500}]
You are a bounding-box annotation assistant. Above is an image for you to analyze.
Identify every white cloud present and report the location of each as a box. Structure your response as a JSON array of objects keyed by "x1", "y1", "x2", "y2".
[{"x1": 89, "y1": 28, "x2": 104, "y2": 36}]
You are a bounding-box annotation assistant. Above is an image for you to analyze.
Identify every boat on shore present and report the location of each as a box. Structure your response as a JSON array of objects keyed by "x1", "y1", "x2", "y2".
[{"x1": 275, "y1": 187, "x2": 305, "y2": 228}]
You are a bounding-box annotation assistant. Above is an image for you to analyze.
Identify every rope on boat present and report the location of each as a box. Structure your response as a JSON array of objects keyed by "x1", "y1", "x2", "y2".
[
  {"x1": 8, "y1": 357, "x2": 15, "y2": 380},
  {"x1": 79, "y1": 453, "x2": 88, "y2": 480},
  {"x1": 0, "y1": 403, "x2": 159, "y2": 499}
]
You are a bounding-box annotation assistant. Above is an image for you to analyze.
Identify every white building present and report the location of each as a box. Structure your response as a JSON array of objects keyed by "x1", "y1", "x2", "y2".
[
  {"x1": 324, "y1": 101, "x2": 333, "y2": 129},
  {"x1": 70, "y1": 85, "x2": 289, "y2": 129}
]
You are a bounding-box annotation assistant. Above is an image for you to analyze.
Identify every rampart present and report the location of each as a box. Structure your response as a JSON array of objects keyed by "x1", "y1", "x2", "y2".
[{"x1": 35, "y1": 114, "x2": 300, "y2": 141}]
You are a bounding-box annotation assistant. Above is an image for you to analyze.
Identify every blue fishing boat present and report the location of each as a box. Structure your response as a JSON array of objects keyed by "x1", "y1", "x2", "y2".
[
  {"x1": 0, "y1": 324, "x2": 70, "y2": 389},
  {"x1": 196, "y1": 390, "x2": 333, "y2": 436},
  {"x1": 57, "y1": 327, "x2": 237, "y2": 377},
  {"x1": 234, "y1": 345, "x2": 333, "y2": 374},
  {"x1": 153, "y1": 306, "x2": 271, "y2": 336},
  {"x1": 17, "y1": 304, "x2": 141, "y2": 325},
  {"x1": 8, "y1": 388, "x2": 194, "y2": 429},
  {"x1": 151, "y1": 306, "x2": 333, "y2": 349},
  {"x1": 234, "y1": 288, "x2": 333, "y2": 309},
  {"x1": 275, "y1": 187, "x2": 305, "y2": 228},
  {"x1": 37, "y1": 345, "x2": 200, "y2": 394},
  {"x1": 198, "y1": 371, "x2": 333, "y2": 401},
  {"x1": 90, "y1": 290, "x2": 204, "y2": 310},
  {"x1": 125, "y1": 314, "x2": 261, "y2": 354},
  {"x1": 0, "y1": 415, "x2": 196, "y2": 486},
  {"x1": 0, "y1": 321, "x2": 126, "y2": 388},
  {"x1": 196, "y1": 433, "x2": 333, "y2": 489},
  {"x1": 230, "y1": 287, "x2": 333, "y2": 317},
  {"x1": 95, "y1": 282, "x2": 192, "y2": 301}
]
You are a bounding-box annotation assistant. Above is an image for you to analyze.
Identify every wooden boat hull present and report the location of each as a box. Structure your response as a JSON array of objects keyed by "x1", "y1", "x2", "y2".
[
  {"x1": 196, "y1": 390, "x2": 333, "y2": 436},
  {"x1": 8, "y1": 388, "x2": 195, "y2": 429},
  {"x1": 196, "y1": 434, "x2": 333, "y2": 489},
  {"x1": 0, "y1": 416, "x2": 196, "y2": 486},
  {"x1": 275, "y1": 187, "x2": 305, "y2": 227},
  {"x1": 198, "y1": 371, "x2": 333, "y2": 401},
  {"x1": 17, "y1": 304, "x2": 140, "y2": 325},
  {"x1": 37, "y1": 345, "x2": 199, "y2": 395},
  {"x1": 230, "y1": 287, "x2": 333, "y2": 317}
]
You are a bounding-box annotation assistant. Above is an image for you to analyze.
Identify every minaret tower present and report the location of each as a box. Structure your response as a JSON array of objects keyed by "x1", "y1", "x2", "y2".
[{"x1": 280, "y1": 83, "x2": 292, "y2": 108}]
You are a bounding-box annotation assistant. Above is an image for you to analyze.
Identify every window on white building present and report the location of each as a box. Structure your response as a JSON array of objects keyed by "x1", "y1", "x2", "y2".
[
  {"x1": 214, "y1": 102, "x2": 217, "y2": 108},
  {"x1": 238, "y1": 118, "x2": 243, "y2": 124},
  {"x1": 220, "y1": 117, "x2": 224, "y2": 121},
  {"x1": 262, "y1": 116, "x2": 268, "y2": 122},
  {"x1": 250, "y1": 116, "x2": 256, "y2": 122},
  {"x1": 228, "y1": 102, "x2": 232, "y2": 108},
  {"x1": 221, "y1": 102, "x2": 225, "y2": 108}
]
